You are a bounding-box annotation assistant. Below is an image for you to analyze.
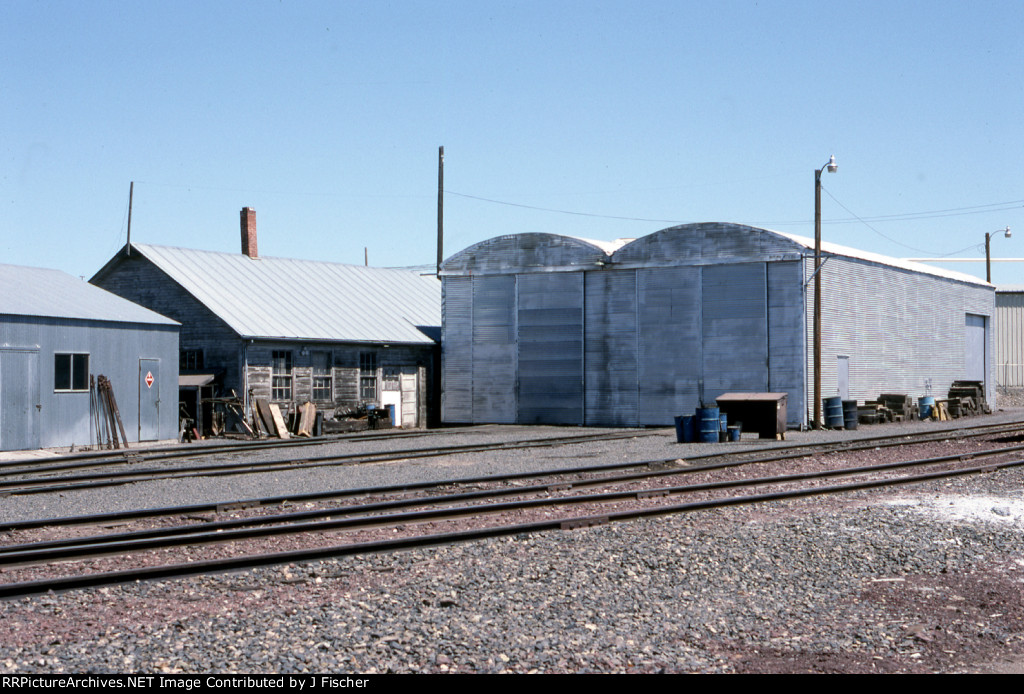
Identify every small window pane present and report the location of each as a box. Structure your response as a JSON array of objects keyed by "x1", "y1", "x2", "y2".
[
  {"x1": 55, "y1": 355, "x2": 71, "y2": 390},
  {"x1": 55, "y1": 353, "x2": 89, "y2": 392}
]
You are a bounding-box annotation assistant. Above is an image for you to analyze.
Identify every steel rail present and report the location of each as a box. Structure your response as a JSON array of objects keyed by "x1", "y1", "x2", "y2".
[
  {"x1": 2, "y1": 441, "x2": 1022, "y2": 565},
  {"x1": 5, "y1": 416, "x2": 1020, "y2": 486},
  {"x1": 0, "y1": 429, "x2": 660, "y2": 495},
  {"x1": 1, "y1": 454, "x2": 1021, "y2": 600},
  {"x1": 4, "y1": 419, "x2": 1023, "y2": 531}
]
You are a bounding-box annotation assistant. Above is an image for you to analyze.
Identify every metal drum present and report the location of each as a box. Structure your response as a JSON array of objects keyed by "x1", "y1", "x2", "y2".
[
  {"x1": 919, "y1": 396, "x2": 935, "y2": 420},
  {"x1": 674, "y1": 415, "x2": 696, "y2": 443},
  {"x1": 697, "y1": 406, "x2": 721, "y2": 443},
  {"x1": 823, "y1": 396, "x2": 844, "y2": 429},
  {"x1": 842, "y1": 400, "x2": 858, "y2": 430}
]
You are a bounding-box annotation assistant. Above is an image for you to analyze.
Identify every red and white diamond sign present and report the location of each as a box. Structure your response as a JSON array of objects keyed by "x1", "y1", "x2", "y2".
[{"x1": 145, "y1": 371, "x2": 154, "y2": 388}]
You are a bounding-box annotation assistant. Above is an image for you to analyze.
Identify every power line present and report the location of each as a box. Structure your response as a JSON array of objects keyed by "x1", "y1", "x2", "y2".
[{"x1": 445, "y1": 190, "x2": 689, "y2": 224}]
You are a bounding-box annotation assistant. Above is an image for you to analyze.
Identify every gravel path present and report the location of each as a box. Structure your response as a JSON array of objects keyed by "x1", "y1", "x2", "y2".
[{"x1": 2, "y1": 415, "x2": 1024, "y2": 674}]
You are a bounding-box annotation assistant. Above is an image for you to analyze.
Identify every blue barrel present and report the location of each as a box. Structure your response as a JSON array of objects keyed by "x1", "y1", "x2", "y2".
[
  {"x1": 727, "y1": 425, "x2": 741, "y2": 442},
  {"x1": 674, "y1": 415, "x2": 697, "y2": 443},
  {"x1": 919, "y1": 396, "x2": 935, "y2": 420},
  {"x1": 719, "y1": 414, "x2": 729, "y2": 432},
  {"x1": 697, "y1": 407, "x2": 720, "y2": 443},
  {"x1": 842, "y1": 400, "x2": 859, "y2": 430},
  {"x1": 823, "y1": 396, "x2": 844, "y2": 429}
]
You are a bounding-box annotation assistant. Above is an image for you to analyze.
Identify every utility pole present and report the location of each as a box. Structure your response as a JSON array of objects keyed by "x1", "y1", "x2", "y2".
[
  {"x1": 126, "y1": 181, "x2": 134, "y2": 256},
  {"x1": 437, "y1": 146, "x2": 444, "y2": 278},
  {"x1": 813, "y1": 155, "x2": 837, "y2": 430}
]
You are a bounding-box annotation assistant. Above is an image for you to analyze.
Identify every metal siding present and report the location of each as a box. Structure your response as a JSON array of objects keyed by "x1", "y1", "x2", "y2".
[
  {"x1": 808, "y1": 255, "x2": 995, "y2": 409},
  {"x1": 584, "y1": 269, "x2": 638, "y2": 426},
  {"x1": 965, "y1": 314, "x2": 986, "y2": 383},
  {"x1": 0, "y1": 350, "x2": 40, "y2": 450},
  {"x1": 701, "y1": 263, "x2": 769, "y2": 400},
  {"x1": 139, "y1": 358, "x2": 161, "y2": 441},
  {"x1": 517, "y1": 273, "x2": 584, "y2": 424},
  {"x1": 471, "y1": 275, "x2": 517, "y2": 423},
  {"x1": 637, "y1": 267, "x2": 702, "y2": 425},
  {"x1": 0, "y1": 315, "x2": 178, "y2": 450},
  {"x1": 995, "y1": 292, "x2": 1024, "y2": 387},
  {"x1": 441, "y1": 277, "x2": 473, "y2": 423},
  {"x1": 767, "y1": 261, "x2": 806, "y2": 428}
]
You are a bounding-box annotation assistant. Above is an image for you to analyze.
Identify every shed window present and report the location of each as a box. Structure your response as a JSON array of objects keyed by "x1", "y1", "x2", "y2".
[
  {"x1": 272, "y1": 350, "x2": 293, "y2": 401},
  {"x1": 359, "y1": 352, "x2": 378, "y2": 401},
  {"x1": 55, "y1": 353, "x2": 89, "y2": 392},
  {"x1": 312, "y1": 351, "x2": 332, "y2": 401},
  {"x1": 180, "y1": 349, "x2": 204, "y2": 371}
]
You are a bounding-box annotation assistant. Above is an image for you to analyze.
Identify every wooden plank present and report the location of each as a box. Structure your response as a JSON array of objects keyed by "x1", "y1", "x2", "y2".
[
  {"x1": 255, "y1": 398, "x2": 276, "y2": 437},
  {"x1": 268, "y1": 403, "x2": 290, "y2": 439},
  {"x1": 297, "y1": 401, "x2": 316, "y2": 437}
]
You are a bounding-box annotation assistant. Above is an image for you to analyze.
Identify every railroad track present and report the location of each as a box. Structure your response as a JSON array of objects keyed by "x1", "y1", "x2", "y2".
[
  {"x1": 2, "y1": 420, "x2": 1023, "y2": 599},
  {"x1": 0, "y1": 427, "x2": 662, "y2": 496},
  {"x1": 4, "y1": 417, "x2": 1023, "y2": 498}
]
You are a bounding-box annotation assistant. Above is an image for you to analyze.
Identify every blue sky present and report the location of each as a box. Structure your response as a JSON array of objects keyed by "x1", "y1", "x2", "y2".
[{"x1": 4, "y1": 1, "x2": 1023, "y2": 283}]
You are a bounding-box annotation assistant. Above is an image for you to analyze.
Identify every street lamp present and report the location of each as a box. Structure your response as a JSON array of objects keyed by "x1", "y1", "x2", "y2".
[
  {"x1": 813, "y1": 155, "x2": 837, "y2": 430},
  {"x1": 985, "y1": 226, "x2": 1012, "y2": 283}
]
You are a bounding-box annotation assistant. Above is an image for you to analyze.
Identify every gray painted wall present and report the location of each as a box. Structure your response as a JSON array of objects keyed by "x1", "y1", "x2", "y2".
[
  {"x1": 807, "y1": 255, "x2": 995, "y2": 420},
  {"x1": 0, "y1": 316, "x2": 179, "y2": 450},
  {"x1": 995, "y1": 291, "x2": 1024, "y2": 388}
]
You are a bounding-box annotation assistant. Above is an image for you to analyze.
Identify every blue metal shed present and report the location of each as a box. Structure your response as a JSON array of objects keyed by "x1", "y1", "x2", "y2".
[{"x1": 0, "y1": 264, "x2": 179, "y2": 451}]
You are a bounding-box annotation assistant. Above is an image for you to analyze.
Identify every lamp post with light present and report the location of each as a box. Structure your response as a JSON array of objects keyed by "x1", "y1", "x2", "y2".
[
  {"x1": 985, "y1": 227, "x2": 1012, "y2": 283},
  {"x1": 813, "y1": 155, "x2": 838, "y2": 430}
]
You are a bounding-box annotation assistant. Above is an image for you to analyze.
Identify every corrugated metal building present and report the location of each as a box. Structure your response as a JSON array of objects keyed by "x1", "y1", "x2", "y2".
[
  {"x1": 440, "y1": 223, "x2": 994, "y2": 429},
  {"x1": 995, "y1": 286, "x2": 1024, "y2": 389},
  {"x1": 0, "y1": 264, "x2": 179, "y2": 451},
  {"x1": 91, "y1": 209, "x2": 442, "y2": 428}
]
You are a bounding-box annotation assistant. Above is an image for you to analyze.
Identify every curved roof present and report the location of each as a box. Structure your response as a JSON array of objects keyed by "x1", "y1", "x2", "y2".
[
  {"x1": 612, "y1": 222, "x2": 804, "y2": 266},
  {"x1": 441, "y1": 233, "x2": 611, "y2": 275},
  {"x1": 441, "y1": 223, "x2": 990, "y2": 288}
]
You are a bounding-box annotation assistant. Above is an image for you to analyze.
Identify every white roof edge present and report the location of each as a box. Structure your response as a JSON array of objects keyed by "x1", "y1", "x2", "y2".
[{"x1": 773, "y1": 231, "x2": 991, "y2": 288}]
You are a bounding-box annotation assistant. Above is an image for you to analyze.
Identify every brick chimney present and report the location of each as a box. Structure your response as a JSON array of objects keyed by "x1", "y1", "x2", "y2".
[{"x1": 240, "y1": 207, "x2": 258, "y2": 258}]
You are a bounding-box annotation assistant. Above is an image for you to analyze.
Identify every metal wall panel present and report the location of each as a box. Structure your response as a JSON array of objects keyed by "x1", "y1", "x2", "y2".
[
  {"x1": 965, "y1": 314, "x2": 987, "y2": 382},
  {"x1": 139, "y1": 358, "x2": 161, "y2": 441},
  {"x1": 701, "y1": 263, "x2": 768, "y2": 400},
  {"x1": 767, "y1": 261, "x2": 805, "y2": 427},
  {"x1": 517, "y1": 273, "x2": 584, "y2": 424},
  {"x1": 441, "y1": 277, "x2": 473, "y2": 423},
  {"x1": 0, "y1": 315, "x2": 178, "y2": 450},
  {"x1": 584, "y1": 270, "x2": 638, "y2": 426},
  {"x1": 995, "y1": 292, "x2": 1024, "y2": 387},
  {"x1": 472, "y1": 275, "x2": 517, "y2": 423},
  {"x1": 807, "y1": 256, "x2": 995, "y2": 412},
  {"x1": 0, "y1": 349, "x2": 40, "y2": 451},
  {"x1": 637, "y1": 267, "x2": 702, "y2": 424}
]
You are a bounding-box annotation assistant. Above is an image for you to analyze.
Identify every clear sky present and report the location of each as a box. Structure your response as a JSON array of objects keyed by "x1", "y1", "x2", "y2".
[{"x1": 4, "y1": 1, "x2": 1023, "y2": 284}]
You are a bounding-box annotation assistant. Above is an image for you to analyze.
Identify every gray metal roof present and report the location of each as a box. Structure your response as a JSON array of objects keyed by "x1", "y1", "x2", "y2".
[
  {"x1": 125, "y1": 244, "x2": 441, "y2": 344},
  {"x1": 0, "y1": 263, "x2": 178, "y2": 326}
]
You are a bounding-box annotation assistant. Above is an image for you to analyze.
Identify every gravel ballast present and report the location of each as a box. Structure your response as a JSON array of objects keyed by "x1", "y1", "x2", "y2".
[{"x1": 2, "y1": 417, "x2": 1024, "y2": 674}]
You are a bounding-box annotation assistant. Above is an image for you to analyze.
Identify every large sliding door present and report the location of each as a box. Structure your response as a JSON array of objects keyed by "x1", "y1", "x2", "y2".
[
  {"x1": 517, "y1": 273, "x2": 584, "y2": 424},
  {"x1": 637, "y1": 267, "x2": 702, "y2": 424},
  {"x1": 585, "y1": 270, "x2": 638, "y2": 426},
  {"x1": 702, "y1": 263, "x2": 769, "y2": 399}
]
